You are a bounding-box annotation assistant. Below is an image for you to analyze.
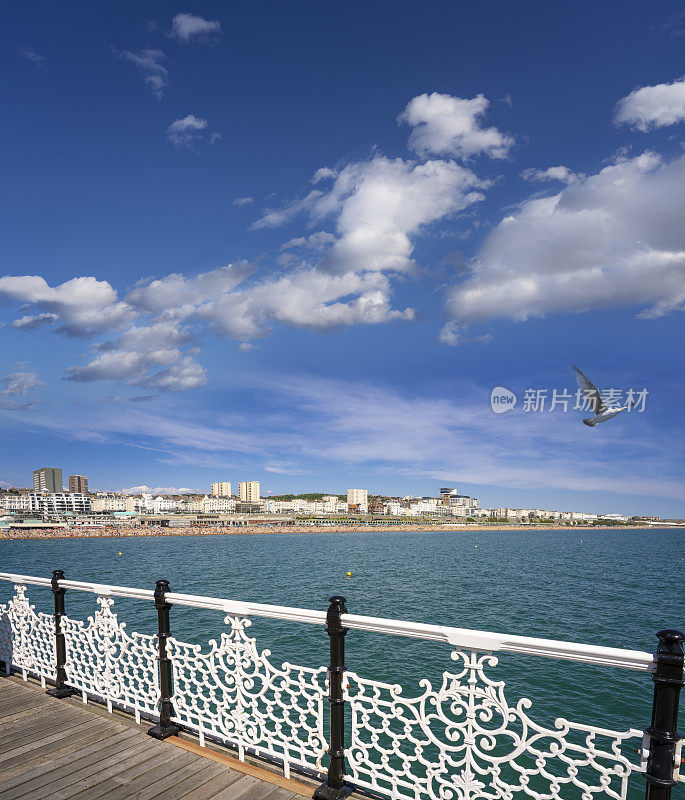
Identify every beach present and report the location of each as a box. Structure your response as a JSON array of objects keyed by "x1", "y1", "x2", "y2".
[{"x1": 0, "y1": 522, "x2": 654, "y2": 540}]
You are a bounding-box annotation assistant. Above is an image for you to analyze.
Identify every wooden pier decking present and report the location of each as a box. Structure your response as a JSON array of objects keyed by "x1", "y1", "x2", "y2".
[{"x1": 0, "y1": 676, "x2": 316, "y2": 800}]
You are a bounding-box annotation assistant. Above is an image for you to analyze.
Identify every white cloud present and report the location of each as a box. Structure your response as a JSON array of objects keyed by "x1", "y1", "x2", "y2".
[
  {"x1": 170, "y1": 13, "x2": 222, "y2": 44},
  {"x1": 437, "y1": 321, "x2": 463, "y2": 346},
  {"x1": 12, "y1": 312, "x2": 58, "y2": 329},
  {"x1": 0, "y1": 368, "x2": 45, "y2": 410},
  {"x1": 399, "y1": 92, "x2": 513, "y2": 160},
  {"x1": 195, "y1": 269, "x2": 415, "y2": 339},
  {"x1": 521, "y1": 165, "x2": 579, "y2": 184},
  {"x1": 281, "y1": 231, "x2": 336, "y2": 251},
  {"x1": 312, "y1": 167, "x2": 338, "y2": 183},
  {"x1": 167, "y1": 115, "x2": 209, "y2": 148},
  {"x1": 0, "y1": 275, "x2": 133, "y2": 336},
  {"x1": 233, "y1": 196, "x2": 254, "y2": 206},
  {"x1": 117, "y1": 49, "x2": 168, "y2": 99},
  {"x1": 127, "y1": 486, "x2": 195, "y2": 494},
  {"x1": 127, "y1": 265, "x2": 253, "y2": 313},
  {"x1": 256, "y1": 156, "x2": 486, "y2": 275},
  {"x1": 18, "y1": 48, "x2": 46, "y2": 67},
  {"x1": 252, "y1": 190, "x2": 323, "y2": 229},
  {"x1": 1, "y1": 369, "x2": 45, "y2": 397},
  {"x1": 615, "y1": 76, "x2": 685, "y2": 131},
  {"x1": 445, "y1": 151, "x2": 685, "y2": 329}
]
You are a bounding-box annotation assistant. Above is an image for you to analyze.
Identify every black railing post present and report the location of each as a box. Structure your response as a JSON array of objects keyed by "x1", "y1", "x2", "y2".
[
  {"x1": 645, "y1": 629, "x2": 684, "y2": 800},
  {"x1": 314, "y1": 596, "x2": 349, "y2": 800},
  {"x1": 147, "y1": 579, "x2": 181, "y2": 740},
  {"x1": 46, "y1": 570, "x2": 75, "y2": 698}
]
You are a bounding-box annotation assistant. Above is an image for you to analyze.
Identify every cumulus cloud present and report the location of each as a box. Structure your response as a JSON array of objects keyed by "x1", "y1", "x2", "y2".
[
  {"x1": 399, "y1": 92, "x2": 513, "y2": 160},
  {"x1": 615, "y1": 76, "x2": 685, "y2": 131},
  {"x1": 445, "y1": 151, "x2": 685, "y2": 330},
  {"x1": 167, "y1": 115, "x2": 209, "y2": 149},
  {"x1": 116, "y1": 49, "x2": 168, "y2": 99},
  {"x1": 170, "y1": 13, "x2": 222, "y2": 44},
  {"x1": 256, "y1": 156, "x2": 486, "y2": 274},
  {"x1": 521, "y1": 165, "x2": 579, "y2": 184},
  {"x1": 233, "y1": 196, "x2": 254, "y2": 206},
  {"x1": 0, "y1": 275, "x2": 132, "y2": 336}
]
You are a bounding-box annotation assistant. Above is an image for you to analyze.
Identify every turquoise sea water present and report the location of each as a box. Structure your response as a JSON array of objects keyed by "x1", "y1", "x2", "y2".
[{"x1": 1, "y1": 528, "x2": 683, "y2": 797}]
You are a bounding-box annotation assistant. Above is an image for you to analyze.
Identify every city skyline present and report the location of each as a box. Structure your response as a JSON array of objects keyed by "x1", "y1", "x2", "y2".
[{"x1": 1, "y1": 3, "x2": 684, "y2": 517}]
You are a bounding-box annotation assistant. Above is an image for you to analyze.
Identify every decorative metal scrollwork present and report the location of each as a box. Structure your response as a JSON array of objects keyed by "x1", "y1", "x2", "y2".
[
  {"x1": 0, "y1": 584, "x2": 54, "y2": 681},
  {"x1": 345, "y1": 649, "x2": 644, "y2": 800},
  {"x1": 167, "y1": 613, "x2": 327, "y2": 776},
  {"x1": 62, "y1": 595, "x2": 159, "y2": 717}
]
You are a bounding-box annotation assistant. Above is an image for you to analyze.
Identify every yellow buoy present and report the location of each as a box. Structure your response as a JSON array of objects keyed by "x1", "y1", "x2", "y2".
[
  {"x1": 346, "y1": 571, "x2": 352, "y2": 578},
  {"x1": 118, "y1": 552, "x2": 122, "y2": 556}
]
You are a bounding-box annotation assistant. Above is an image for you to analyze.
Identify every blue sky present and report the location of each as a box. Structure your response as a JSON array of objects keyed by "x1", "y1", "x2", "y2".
[{"x1": 1, "y1": 2, "x2": 684, "y2": 515}]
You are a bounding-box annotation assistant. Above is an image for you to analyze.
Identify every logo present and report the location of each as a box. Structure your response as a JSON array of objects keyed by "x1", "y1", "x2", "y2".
[{"x1": 490, "y1": 386, "x2": 517, "y2": 414}]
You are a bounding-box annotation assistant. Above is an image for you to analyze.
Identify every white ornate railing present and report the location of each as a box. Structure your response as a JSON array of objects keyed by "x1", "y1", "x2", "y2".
[{"x1": 0, "y1": 571, "x2": 681, "y2": 800}]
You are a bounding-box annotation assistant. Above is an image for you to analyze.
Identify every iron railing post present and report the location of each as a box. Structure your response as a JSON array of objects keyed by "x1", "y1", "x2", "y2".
[
  {"x1": 46, "y1": 569, "x2": 75, "y2": 698},
  {"x1": 645, "y1": 629, "x2": 684, "y2": 800},
  {"x1": 314, "y1": 595, "x2": 349, "y2": 800},
  {"x1": 147, "y1": 579, "x2": 181, "y2": 740}
]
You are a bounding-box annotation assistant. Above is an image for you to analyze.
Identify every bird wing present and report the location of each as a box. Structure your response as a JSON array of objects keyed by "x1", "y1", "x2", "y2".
[{"x1": 572, "y1": 364, "x2": 606, "y2": 413}]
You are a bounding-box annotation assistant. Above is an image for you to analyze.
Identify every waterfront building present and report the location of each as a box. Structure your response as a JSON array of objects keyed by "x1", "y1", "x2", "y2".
[
  {"x1": 23, "y1": 492, "x2": 91, "y2": 517},
  {"x1": 202, "y1": 495, "x2": 236, "y2": 513},
  {"x1": 211, "y1": 482, "x2": 232, "y2": 497},
  {"x1": 239, "y1": 481, "x2": 260, "y2": 502},
  {"x1": 68, "y1": 474, "x2": 89, "y2": 494},
  {"x1": 91, "y1": 496, "x2": 126, "y2": 512},
  {"x1": 33, "y1": 467, "x2": 63, "y2": 493},
  {"x1": 347, "y1": 488, "x2": 368, "y2": 514}
]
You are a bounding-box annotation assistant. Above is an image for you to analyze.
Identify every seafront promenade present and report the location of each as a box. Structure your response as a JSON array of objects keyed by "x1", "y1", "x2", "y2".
[{"x1": 0, "y1": 523, "x2": 653, "y2": 540}]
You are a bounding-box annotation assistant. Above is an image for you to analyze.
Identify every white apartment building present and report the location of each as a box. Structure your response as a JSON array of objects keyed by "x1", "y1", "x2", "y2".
[
  {"x1": 211, "y1": 482, "x2": 232, "y2": 497},
  {"x1": 91, "y1": 496, "x2": 127, "y2": 513},
  {"x1": 153, "y1": 496, "x2": 180, "y2": 514},
  {"x1": 239, "y1": 481, "x2": 260, "y2": 502},
  {"x1": 201, "y1": 496, "x2": 236, "y2": 513},
  {"x1": 18, "y1": 492, "x2": 92, "y2": 516},
  {"x1": 347, "y1": 489, "x2": 368, "y2": 514}
]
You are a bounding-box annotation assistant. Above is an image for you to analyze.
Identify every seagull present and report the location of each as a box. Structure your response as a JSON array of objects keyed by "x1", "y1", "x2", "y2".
[{"x1": 572, "y1": 364, "x2": 634, "y2": 427}]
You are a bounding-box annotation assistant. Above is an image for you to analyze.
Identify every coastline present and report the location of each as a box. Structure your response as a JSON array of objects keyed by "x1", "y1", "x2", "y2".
[{"x1": 0, "y1": 523, "x2": 667, "y2": 541}]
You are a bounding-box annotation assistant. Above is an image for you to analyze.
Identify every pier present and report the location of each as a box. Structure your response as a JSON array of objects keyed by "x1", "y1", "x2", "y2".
[
  {"x1": 0, "y1": 676, "x2": 314, "y2": 800},
  {"x1": 0, "y1": 571, "x2": 682, "y2": 800}
]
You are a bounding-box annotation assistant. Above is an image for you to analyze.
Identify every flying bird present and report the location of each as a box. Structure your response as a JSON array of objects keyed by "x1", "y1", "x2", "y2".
[{"x1": 572, "y1": 364, "x2": 633, "y2": 427}]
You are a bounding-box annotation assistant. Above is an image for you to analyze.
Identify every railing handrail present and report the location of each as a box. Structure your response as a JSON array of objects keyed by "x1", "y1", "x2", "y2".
[{"x1": 0, "y1": 571, "x2": 656, "y2": 671}]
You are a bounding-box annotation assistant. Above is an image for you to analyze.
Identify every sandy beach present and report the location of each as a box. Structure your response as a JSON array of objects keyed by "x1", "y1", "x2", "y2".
[{"x1": 0, "y1": 522, "x2": 655, "y2": 541}]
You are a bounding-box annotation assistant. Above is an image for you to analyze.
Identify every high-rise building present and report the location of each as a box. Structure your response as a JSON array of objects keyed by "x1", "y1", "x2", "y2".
[
  {"x1": 69, "y1": 475, "x2": 89, "y2": 494},
  {"x1": 33, "y1": 467, "x2": 63, "y2": 493},
  {"x1": 347, "y1": 488, "x2": 368, "y2": 514},
  {"x1": 239, "y1": 481, "x2": 260, "y2": 502},
  {"x1": 211, "y1": 482, "x2": 232, "y2": 497}
]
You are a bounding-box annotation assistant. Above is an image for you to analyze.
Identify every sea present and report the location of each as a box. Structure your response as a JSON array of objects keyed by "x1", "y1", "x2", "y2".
[{"x1": 1, "y1": 527, "x2": 683, "y2": 797}]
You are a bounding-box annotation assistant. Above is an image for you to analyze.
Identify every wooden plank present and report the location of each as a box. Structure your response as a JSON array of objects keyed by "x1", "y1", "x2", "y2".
[
  {"x1": 147, "y1": 762, "x2": 226, "y2": 800},
  {"x1": 0, "y1": 695, "x2": 50, "y2": 718},
  {"x1": 167, "y1": 768, "x2": 241, "y2": 800},
  {"x1": 68, "y1": 747, "x2": 188, "y2": 800},
  {"x1": 2, "y1": 729, "x2": 143, "y2": 800},
  {"x1": 263, "y1": 789, "x2": 299, "y2": 800},
  {"x1": 25, "y1": 738, "x2": 169, "y2": 800},
  {"x1": 0, "y1": 712, "x2": 109, "y2": 756},
  {"x1": 0, "y1": 720, "x2": 120, "y2": 787},
  {"x1": 119, "y1": 755, "x2": 217, "y2": 800},
  {"x1": 0, "y1": 706, "x2": 84, "y2": 742},
  {"x1": 169, "y1": 738, "x2": 317, "y2": 798},
  {"x1": 0, "y1": 718, "x2": 110, "y2": 770},
  {"x1": 209, "y1": 775, "x2": 266, "y2": 800}
]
